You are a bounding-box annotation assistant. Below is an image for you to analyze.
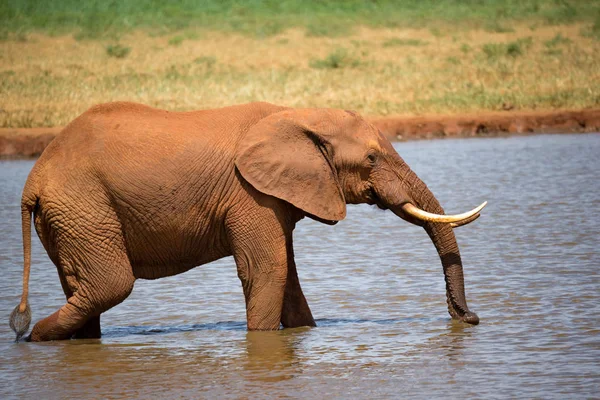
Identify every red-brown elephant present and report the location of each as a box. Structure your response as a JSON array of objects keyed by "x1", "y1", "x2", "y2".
[{"x1": 10, "y1": 102, "x2": 485, "y2": 342}]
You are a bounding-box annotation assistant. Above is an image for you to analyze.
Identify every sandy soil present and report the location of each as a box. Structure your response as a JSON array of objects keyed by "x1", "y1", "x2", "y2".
[{"x1": 1, "y1": 109, "x2": 599, "y2": 158}]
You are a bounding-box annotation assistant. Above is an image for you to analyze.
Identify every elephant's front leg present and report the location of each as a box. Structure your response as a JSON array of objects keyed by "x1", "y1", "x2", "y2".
[
  {"x1": 232, "y1": 248, "x2": 288, "y2": 330},
  {"x1": 228, "y1": 210, "x2": 292, "y2": 330},
  {"x1": 281, "y1": 244, "x2": 316, "y2": 328},
  {"x1": 244, "y1": 268, "x2": 287, "y2": 331},
  {"x1": 227, "y1": 196, "x2": 316, "y2": 330},
  {"x1": 232, "y1": 236, "x2": 316, "y2": 330}
]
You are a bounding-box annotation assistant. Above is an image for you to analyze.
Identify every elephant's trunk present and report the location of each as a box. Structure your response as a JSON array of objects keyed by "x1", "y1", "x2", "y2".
[
  {"x1": 421, "y1": 207, "x2": 479, "y2": 324},
  {"x1": 380, "y1": 159, "x2": 479, "y2": 325}
]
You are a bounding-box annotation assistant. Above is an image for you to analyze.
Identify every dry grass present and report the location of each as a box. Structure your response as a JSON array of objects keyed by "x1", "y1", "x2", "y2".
[{"x1": 1, "y1": 24, "x2": 599, "y2": 127}]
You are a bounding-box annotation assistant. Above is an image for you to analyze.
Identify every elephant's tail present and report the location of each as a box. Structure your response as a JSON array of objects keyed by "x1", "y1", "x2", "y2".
[{"x1": 9, "y1": 197, "x2": 36, "y2": 342}]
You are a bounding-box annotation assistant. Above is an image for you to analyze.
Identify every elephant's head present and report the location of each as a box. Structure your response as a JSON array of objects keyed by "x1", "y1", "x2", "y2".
[{"x1": 236, "y1": 107, "x2": 485, "y2": 324}]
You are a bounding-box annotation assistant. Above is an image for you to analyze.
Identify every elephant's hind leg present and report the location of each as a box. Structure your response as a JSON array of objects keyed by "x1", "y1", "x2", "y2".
[
  {"x1": 54, "y1": 268, "x2": 102, "y2": 339},
  {"x1": 74, "y1": 316, "x2": 101, "y2": 339},
  {"x1": 29, "y1": 291, "x2": 97, "y2": 341},
  {"x1": 29, "y1": 260, "x2": 134, "y2": 342},
  {"x1": 29, "y1": 223, "x2": 135, "y2": 341}
]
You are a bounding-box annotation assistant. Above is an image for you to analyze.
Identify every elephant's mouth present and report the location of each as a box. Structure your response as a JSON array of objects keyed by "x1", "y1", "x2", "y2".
[
  {"x1": 366, "y1": 187, "x2": 387, "y2": 210},
  {"x1": 365, "y1": 186, "x2": 415, "y2": 223},
  {"x1": 368, "y1": 187, "x2": 423, "y2": 227}
]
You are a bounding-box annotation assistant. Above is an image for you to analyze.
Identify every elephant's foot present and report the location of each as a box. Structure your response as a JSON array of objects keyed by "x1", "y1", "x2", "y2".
[
  {"x1": 281, "y1": 292, "x2": 316, "y2": 328},
  {"x1": 73, "y1": 315, "x2": 101, "y2": 339},
  {"x1": 28, "y1": 304, "x2": 86, "y2": 341},
  {"x1": 281, "y1": 308, "x2": 316, "y2": 328}
]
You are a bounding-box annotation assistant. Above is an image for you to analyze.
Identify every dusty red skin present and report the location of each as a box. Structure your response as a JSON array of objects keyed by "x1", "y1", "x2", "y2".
[{"x1": 9, "y1": 101, "x2": 486, "y2": 342}]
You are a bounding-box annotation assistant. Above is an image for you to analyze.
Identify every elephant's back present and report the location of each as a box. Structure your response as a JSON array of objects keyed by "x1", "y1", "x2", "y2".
[
  {"x1": 29, "y1": 100, "x2": 289, "y2": 189},
  {"x1": 54, "y1": 101, "x2": 213, "y2": 159},
  {"x1": 28, "y1": 101, "x2": 231, "y2": 214},
  {"x1": 47, "y1": 101, "x2": 286, "y2": 165}
]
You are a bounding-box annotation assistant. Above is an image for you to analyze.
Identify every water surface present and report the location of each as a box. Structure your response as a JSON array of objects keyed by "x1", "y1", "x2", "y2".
[{"x1": 1, "y1": 134, "x2": 599, "y2": 398}]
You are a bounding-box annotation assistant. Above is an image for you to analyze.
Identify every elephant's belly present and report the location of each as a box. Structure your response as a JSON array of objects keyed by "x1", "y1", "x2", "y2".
[
  {"x1": 131, "y1": 252, "x2": 229, "y2": 280},
  {"x1": 124, "y1": 226, "x2": 232, "y2": 280}
]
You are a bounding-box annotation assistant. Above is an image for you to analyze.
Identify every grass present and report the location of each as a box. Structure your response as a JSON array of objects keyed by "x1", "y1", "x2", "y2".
[
  {"x1": 484, "y1": 21, "x2": 516, "y2": 34},
  {"x1": 580, "y1": 14, "x2": 600, "y2": 39},
  {"x1": 168, "y1": 35, "x2": 185, "y2": 46},
  {"x1": 1, "y1": 1, "x2": 600, "y2": 39},
  {"x1": 382, "y1": 38, "x2": 427, "y2": 47},
  {"x1": 305, "y1": 21, "x2": 352, "y2": 38},
  {"x1": 309, "y1": 48, "x2": 362, "y2": 69},
  {"x1": 0, "y1": 2, "x2": 599, "y2": 127},
  {"x1": 106, "y1": 43, "x2": 131, "y2": 58},
  {"x1": 481, "y1": 37, "x2": 534, "y2": 60},
  {"x1": 544, "y1": 33, "x2": 572, "y2": 47},
  {"x1": 193, "y1": 56, "x2": 217, "y2": 67}
]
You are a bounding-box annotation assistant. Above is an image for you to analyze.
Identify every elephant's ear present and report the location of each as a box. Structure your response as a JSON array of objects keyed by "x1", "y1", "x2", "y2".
[{"x1": 235, "y1": 110, "x2": 346, "y2": 222}]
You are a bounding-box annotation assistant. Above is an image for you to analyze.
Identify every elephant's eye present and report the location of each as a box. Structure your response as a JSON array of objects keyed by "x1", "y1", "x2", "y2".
[{"x1": 366, "y1": 153, "x2": 377, "y2": 165}]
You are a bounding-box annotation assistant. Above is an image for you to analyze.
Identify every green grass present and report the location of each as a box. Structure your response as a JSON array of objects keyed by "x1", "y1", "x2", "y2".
[
  {"x1": 446, "y1": 56, "x2": 460, "y2": 65},
  {"x1": 309, "y1": 48, "x2": 362, "y2": 69},
  {"x1": 543, "y1": 33, "x2": 573, "y2": 56},
  {"x1": 1, "y1": 1, "x2": 599, "y2": 128},
  {"x1": 193, "y1": 56, "x2": 217, "y2": 67},
  {"x1": 305, "y1": 20, "x2": 353, "y2": 38},
  {"x1": 105, "y1": 44, "x2": 131, "y2": 58},
  {"x1": 594, "y1": 15, "x2": 600, "y2": 38},
  {"x1": 168, "y1": 35, "x2": 185, "y2": 46},
  {"x1": 482, "y1": 37, "x2": 533, "y2": 60},
  {"x1": 545, "y1": 33, "x2": 572, "y2": 48},
  {"x1": 382, "y1": 38, "x2": 427, "y2": 47},
  {"x1": 1, "y1": 1, "x2": 599, "y2": 39},
  {"x1": 484, "y1": 21, "x2": 515, "y2": 33},
  {"x1": 580, "y1": 14, "x2": 600, "y2": 39}
]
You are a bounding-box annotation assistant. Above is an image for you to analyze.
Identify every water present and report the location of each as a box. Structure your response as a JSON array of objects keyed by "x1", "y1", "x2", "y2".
[{"x1": 1, "y1": 134, "x2": 599, "y2": 399}]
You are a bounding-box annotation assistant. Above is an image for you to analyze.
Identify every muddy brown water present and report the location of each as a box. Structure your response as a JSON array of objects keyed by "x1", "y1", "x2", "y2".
[{"x1": 1, "y1": 134, "x2": 598, "y2": 399}]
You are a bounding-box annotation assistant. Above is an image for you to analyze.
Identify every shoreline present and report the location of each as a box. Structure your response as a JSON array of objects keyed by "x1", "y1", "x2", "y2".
[
  {"x1": 1, "y1": 108, "x2": 599, "y2": 159},
  {"x1": 371, "y1": 108, "x2": 600, "y2": 141}
]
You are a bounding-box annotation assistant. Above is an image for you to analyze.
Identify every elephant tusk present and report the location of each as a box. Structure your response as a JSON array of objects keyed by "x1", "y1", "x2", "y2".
[
  {"x1": 401, "y1": 201, "x2": 487, "y2": 224},
  {"x1": 450, "y1": 212, "x2": 480, "y2": 228}
]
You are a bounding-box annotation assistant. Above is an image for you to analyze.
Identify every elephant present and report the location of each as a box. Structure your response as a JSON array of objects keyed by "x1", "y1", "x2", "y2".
[{"x1": 10, "y1": 101, "x2": 486, "y2": 342}]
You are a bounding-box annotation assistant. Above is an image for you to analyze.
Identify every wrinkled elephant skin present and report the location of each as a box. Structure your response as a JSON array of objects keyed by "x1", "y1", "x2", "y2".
[{"x1": 10, "y1": 102, "x2": 483, "y2": 342}]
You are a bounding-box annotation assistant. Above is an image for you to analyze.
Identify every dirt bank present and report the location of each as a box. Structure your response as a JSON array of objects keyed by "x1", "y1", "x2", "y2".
[
  {"x1": 0, "y1": 127, "x2": 62, "y2": 159},
  {"x1": 1, "y1": 109, "x2": 599, "y2": 158},
  {"x1": 371, "y1": 109, "x2": 600, "y2": 141}
]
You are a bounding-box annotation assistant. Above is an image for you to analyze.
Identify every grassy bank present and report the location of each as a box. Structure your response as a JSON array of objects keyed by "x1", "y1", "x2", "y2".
[
  {"x1": 2, "y1": 1, "x2": 599, "y2": 39},
  {"x1": 1, "y1": 1, "x2": 599, "y2": 127}
]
